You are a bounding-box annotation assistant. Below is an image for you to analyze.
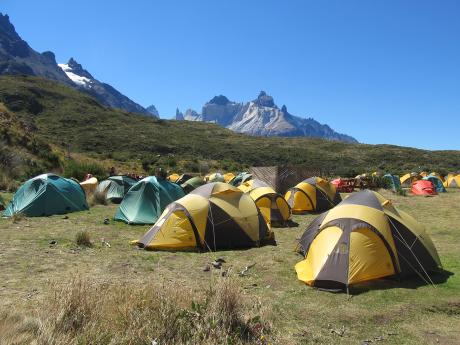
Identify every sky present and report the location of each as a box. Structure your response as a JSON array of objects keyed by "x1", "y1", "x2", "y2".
[{"x1": 2, "y1": 0, "x2": 460, "y2": 150}]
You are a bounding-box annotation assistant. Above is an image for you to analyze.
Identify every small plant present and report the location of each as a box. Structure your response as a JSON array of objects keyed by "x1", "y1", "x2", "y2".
[
  {"x1": 75, "y1": 231, "x2": 92, "y2": 248},
  {"x1": 89, "y1": 190, "x2": 108, "y2": 206},
  {"x1": 11, "y1": 212, "x2": 25, "y2": 223}
]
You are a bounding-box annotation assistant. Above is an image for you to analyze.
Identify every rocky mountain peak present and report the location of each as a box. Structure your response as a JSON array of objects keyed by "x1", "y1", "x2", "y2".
[
  {"x1": 253, "y1": 91, "x2": 275, "y2": 108},
  {"x1": 65, "y1": 57, "x2": 94, "y2": 79},
  {"x1": 146, "y1": 105, "x2": 159, "y2": 118},
  {"x1": 0, "y1": 13, "x2": 16, "y2": 37},
  {"x1": 175, "y1": 108, "x2": 184, "y2": 120},
  {"x1": 281, "y1": 105, "x2": 288, "y2": 113},
  {"x1": 208, "y1": 95, "x2": 230, "y2": 106}
]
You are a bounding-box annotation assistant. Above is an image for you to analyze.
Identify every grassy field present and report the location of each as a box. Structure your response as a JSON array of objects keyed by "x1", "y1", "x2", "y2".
[{"x1": 0, "y1": 189, "x2": 459, "y2": 344}]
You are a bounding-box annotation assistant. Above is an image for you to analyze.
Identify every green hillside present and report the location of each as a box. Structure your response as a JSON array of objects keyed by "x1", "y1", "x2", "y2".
[{"x1": 0, "y1": 75, "x2": 459, "y2": 178}]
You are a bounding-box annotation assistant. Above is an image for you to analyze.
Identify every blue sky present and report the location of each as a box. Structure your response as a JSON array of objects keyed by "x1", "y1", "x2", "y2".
[{"x1": 2, "y1": 0, "x2": 459, "y2": 150}]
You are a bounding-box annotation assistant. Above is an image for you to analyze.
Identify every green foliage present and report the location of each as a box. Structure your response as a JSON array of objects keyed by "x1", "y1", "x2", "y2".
[
  {"x1": 0, "y1": 75, "x2": 459, "y2": 176},
  {"x1": 63, "y1": 159, "x2": 106, "y2": 181}
]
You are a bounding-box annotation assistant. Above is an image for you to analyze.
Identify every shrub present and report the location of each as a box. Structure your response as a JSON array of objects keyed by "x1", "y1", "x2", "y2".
[
  {"x1": 75, "y1": 231, "x2": 92, "y2": 248},
  {"x1": 89, "y1": 190, "x2": 108, "y2": 206},
  {"x1": 63, "y1": 160, "x2": 106, "y2": 181}
]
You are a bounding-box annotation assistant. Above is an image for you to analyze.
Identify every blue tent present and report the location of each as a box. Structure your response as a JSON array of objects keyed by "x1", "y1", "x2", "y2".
[
  {"x1": 3, "y1": 173, "x2": 88, "y2": 217},
  {"x1": 423, "y1": 176, "x2": 446, "y2": 193},
  {"x1": 383, "y1": 174, "x2": 401, "y2": 192}
]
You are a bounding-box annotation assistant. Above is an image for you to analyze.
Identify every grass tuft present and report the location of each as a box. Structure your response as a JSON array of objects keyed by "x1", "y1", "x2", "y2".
[
  {"x1": 75, "y1": 231, "x2": 92, "y2": 248},
  {"x1": 89, "y1": 190, "x2": 108, "y2": 206}
]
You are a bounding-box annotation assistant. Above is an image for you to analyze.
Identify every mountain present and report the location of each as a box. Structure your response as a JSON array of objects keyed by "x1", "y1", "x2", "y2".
[
  {"x1": 2, "y1": 75, "x2": 459, "y2": 177},
  {"x1": 177, "y1": 91, "x2": 357, "y2": 143},
  {"x1": 0, "y1": 13, "x2": 72, "y2": 86},
  {"x1": 146, "y1": 105, "x2": 160, "y2": 118},
  {"x1": 0, "y1": 13, "x2": 156, "y2": 116},
  {"x1": 58, "y1": 58, "x2": 152, "y2": 115}
]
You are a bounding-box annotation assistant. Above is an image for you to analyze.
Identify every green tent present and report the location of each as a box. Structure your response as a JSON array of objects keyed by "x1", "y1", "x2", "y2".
[
  {"x1": 95, "y1": 176, "x2": 137, "y2": 203},
  {"x1": 175, "y1": 174, "x2": 194, "y2": 185},
  {"x1": 3, "y1": 173, "x2": 88, "y2": 217},
  {"x1": 383, "y1": 174, "x2": 401, "y2": 192},
  {"x1": 423, "y1": 176, "x2": 446, "y2": 193},
  {"x1": 230, "y1": 172, "x2": 253, "y2": 187},
  {"x1": 181, "y1": 176, "x2": 205, "y2": 194},
  {"x1": 114, "y1": 176, "x2": 185, "y2": 224}
]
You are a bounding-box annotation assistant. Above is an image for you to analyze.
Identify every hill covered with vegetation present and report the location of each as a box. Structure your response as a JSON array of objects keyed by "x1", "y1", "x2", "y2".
[{"x1": 0, "y1": 75, "x2": 459, "y2": 181}]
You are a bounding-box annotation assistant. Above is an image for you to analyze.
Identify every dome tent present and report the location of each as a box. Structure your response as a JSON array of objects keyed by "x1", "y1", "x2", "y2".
[
  {"x1": 3, "y1": 173, "x2": 88, "y2": 217},
  {"x1": 400, "y1": 173, "x2": 421, "y2": 188},
  {"x1": 114, "y1": 176, "x2": 185, "y2": 225},
  {"x1": 383, "y1": 174, "x2": 401, "y2": 192},
  {"x1": 136, "y1": 182, "x2": 273, "y2": 251},
  {"x1": 443, "y1": 174, "x2": 460, "y2": 188},
  {"x1": 181, "y1": 176, "x2": 206, "y2": 194},
  {"x1": 206, "y1": 172, "x2": 225, "y2": 183},
  {"x1": 230, "y1": 172, "x2": 253, "y2": 187},
  {"x1": 295, "y1": 190, "x2": 441, "y2": 292},
  {"x1": 238, "y1": 179, "x2": 291, "y2": 227},
  {"x1": 285, "y1": 177, "x2": 341, "y2": 213},
  {"x1": 95, "y1": 176, "x2": 137, "y2": 203},
  {"x1": 411, "y1": 180, "x2": 437, "y2": 196},
  {"x1": 423, "y1": 176, "x2": 446, "y2": 193}
]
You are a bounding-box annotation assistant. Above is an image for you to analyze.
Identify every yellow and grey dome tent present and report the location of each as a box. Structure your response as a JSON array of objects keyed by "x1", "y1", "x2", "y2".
[
  {"x1": 400, "y1": 173, "x2": 421, "y2": 187},
  {"x1": 167, "y1": 173, "x2": 181, "y2": 183},
  {"x1": 295, "y1": 190, "x2": 441, "y2": 291},
  {"x1": 206, "y1": 172, "x2": 225, "y2": 183},
  {"x1": 444, "y1": 174, "x2": 460, "y2": 188},
  {"x1": 223, "y1": 172, "x2": 236, "y2": 183},
  {"x1": 238, "y1": 179, "x2": 291, "y2": 227},
  {"x1": 136, "y1": 182, "x2": 273, "y2": 251},
  {"x1": 284, "y1": 177, "x2": 341, "y2": 213}
]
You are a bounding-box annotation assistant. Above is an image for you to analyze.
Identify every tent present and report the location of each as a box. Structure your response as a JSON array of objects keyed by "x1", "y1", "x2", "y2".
[
  {"x1": 136, "y1": 182, "x2": 273, "y2": 251},
  {"x1": 420, "y1": 171, "x2": 428, "y2": 177},
  {"x1": 444, "y1": 174, "x2": 460, "y2": 188},
  {"x1": 423, "y1": 176, "x2": 446, "y2": 193},
  {"x1": 331, "y1": 178, "x2": 354, "y2": 193},
  {"x1": 3, "y1": 173, "x2": 88, "y2": 217},
  {"x1": 207, "y1": 172, "x2": 225, "y2": 183},
  {"x1": 295, "y1": 190, "x2": 441, "y2": 291},
  {"x1": 230, "y1": 172, "x2": 253, "y2": 187},
  {"x1": 167, "y1": 173, "x2": 181, "y2": 183},
  {"x1": 400, "y1": 173, "x2": 421, "y2": 187},
  {"x1": 411, "y1": 180, "x2": 437, "y2": 196},
  {"x1": 80, "y1": 177, "x2": 98, "y2": 195},
  {"x1": 383, "y1": 174, "x2": 401, "y2": 192},
  {"x1": 174, "y1": 174, "x2": 194, "y2": 185},
  {"x1": 429, "y1": 172, "x2": 444, "y2": 182},
  {"x1": 114, "y1": 176, "x2": 185, "y2": 224},
  {"x1": 95, "y1": 176, "x2": 137, "y2": 203},
  {"x1": 223, "y1": 172, "x2": 236, "y2": 183},
  {"x1": 238, "y1": 179, "x2": 291, "y2": 227},
  {"x1": 285, "y1": 177, "x2": 342, "y2": 213},
  {"x1": 181, "y1": 176, "x2": 206, "y2": 194}
]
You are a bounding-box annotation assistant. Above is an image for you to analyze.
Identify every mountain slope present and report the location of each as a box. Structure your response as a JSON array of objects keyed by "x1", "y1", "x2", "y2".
[
  {"x1": 0, "y1": 75, "x2": 458, "y2": 176},
  {"x1": 178, "y1": 91, "x2": 357, "y2": 143},
  {"x1": 0, "y1": 13, "x2": 155, "y2": 116}
]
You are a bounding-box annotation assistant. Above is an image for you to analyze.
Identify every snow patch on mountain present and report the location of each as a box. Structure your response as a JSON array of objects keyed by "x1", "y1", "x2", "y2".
[{"x1": 58, "y1": 63, "x2": 91, "y2": 87}]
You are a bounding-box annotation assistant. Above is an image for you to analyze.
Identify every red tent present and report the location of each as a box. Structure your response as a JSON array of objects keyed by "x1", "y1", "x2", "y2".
[
  {"x1": 411, "y1": 180, "x2": 437, "y2": 196},
  {"x1": 331, "y1": 178, "x2": 354, "y2": 193}
]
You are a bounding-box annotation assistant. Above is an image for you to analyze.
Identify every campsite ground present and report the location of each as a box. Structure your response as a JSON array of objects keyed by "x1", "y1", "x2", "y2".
[{"x1": 0, "y1": 189, "x2": 459, "y2": 344}]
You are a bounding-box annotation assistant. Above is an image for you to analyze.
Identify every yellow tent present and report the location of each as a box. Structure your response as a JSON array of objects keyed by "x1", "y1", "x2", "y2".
[
  {"x1": 295, "y1": 190, "x2": 441, "y2": 291},
  {"x1": 444, "y1": 174, "x2": 460, "y2": 188},
  {"x1": 285, "y1": 177, "x2": 341, "y2": 213},
  {"x1": 167, "y1": 173, "x2": 180, "y2": 183},
  {"x1": 238, "y1": 179, "x2": 291, "y2": 227},
  {"x1": 79, "y1": 177, "x2": 98, "y2": 195},
  {"x1": 135, "y1": 182, "x2": 274, "y2": 251},
  {"x1": 400, "y1": 173, "x2": 421, "y2": 187},
  {"x1": 223, "y1": 172, "x2": 235, "y2": 183}
]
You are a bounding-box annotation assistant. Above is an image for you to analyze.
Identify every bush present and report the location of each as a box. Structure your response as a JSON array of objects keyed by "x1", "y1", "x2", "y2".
[
  {"x1": 89, "y1": 190, "x2": 108, "y2": 206},
  {"x1": 63, "y1": 160, "x2": 106, "y2": 181},
  {"x1": 75, "y1": 231, "x2": 92, "y2": 248},
  {"x1": 4, "y1": 277, "x2": 271, "y2": 345}
]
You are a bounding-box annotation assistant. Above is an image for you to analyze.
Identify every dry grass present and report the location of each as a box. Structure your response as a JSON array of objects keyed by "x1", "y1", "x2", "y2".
[
  {"x1": 75, "y1": 230, "x2": 92, "y2": 248},
  {"x1": 1, "y1": 276, "x2": 270, "y2": 345}
]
